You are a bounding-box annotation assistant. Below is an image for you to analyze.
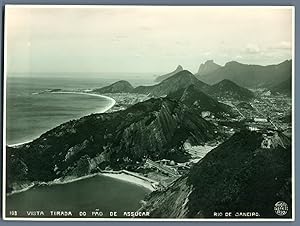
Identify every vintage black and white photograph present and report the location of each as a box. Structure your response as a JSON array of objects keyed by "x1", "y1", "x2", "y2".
[{"x1": 2, "y1": 5, "x2": 294, "y2": 221}]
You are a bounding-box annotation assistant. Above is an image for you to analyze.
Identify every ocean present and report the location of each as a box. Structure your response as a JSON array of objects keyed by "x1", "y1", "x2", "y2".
[
  {"x1": 6, "y1": 175, "x2": 150, "y2": 218},
  {"x1": 5, "y1": 75, "x2": 154, "y2": 145},
  {"x1": 5, "y1": 74, "x2": 155, "y2": 217}
]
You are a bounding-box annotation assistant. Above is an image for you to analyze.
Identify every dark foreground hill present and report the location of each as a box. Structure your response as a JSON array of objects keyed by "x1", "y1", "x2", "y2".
[
  {"x1": 199, "y1": 60, "x2": 292, "y2": 88},
  {"x1": 134, "y1": 70, "x2": 210, "y2": 96},
  {"x1": 93, "y1": 80, "x2": 134, "y2": 93},
  {"x1": 167, "y1": 85, "x2": 233, "y2": 117},
  {"x1": 154, "y1": 65, "x2": 183, "y2": 83},
  {"x1": 141, "y1": 130, "x2": 292, "y2": 218},
  {"x1": 6, "y1": 98, "x2": 219, "y2": 192},
  {"x1": 209, "y1": 79, "x2": 255, "y2": 101}
]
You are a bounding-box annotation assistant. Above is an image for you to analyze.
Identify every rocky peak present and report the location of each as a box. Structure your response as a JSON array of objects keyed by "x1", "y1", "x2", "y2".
[
  {"x1": 154, "y1": 65, "x2": 184, "y2": 83},
  {"x1": 197, "y1": 60, "x2": 221, "y2": 76}
]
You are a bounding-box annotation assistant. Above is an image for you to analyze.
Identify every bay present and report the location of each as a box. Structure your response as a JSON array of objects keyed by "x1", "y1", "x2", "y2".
[{"x1": 6, "y1": 175, "x2": 150, "y2": 218}]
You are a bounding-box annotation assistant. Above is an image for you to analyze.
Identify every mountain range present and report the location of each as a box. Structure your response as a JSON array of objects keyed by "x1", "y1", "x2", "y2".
[
  {"x1": 95, "y1": 69, "x2": 255, "y2": 102},
  {"x1": 6, "y1": 59, "x2": 292, "y2": 218},
  {"x1": 134, "y1": 70, "x2": 210, "y2": 96},
  {"x1": 196, "y1": 60, "x2": 292, "y2": 89}
]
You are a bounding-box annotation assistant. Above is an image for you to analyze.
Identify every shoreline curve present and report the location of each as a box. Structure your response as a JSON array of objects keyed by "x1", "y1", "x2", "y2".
[
  {"x1": 7, "y1": 91, "x2": 116, "y2": 147},
  {"x1": 7, "y1": 170, "x2": 156, "y2": 197}
]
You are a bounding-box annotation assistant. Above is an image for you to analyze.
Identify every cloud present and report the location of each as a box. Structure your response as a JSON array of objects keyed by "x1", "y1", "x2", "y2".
[
  {"x1": 269, "y1": 41, "x2": 292, "y2": 50},
  {"x1": 245, "y1": 44, "x2": 261, "y2": 54}
]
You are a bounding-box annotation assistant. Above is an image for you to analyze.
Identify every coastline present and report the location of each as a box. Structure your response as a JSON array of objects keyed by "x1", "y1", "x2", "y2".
[
  {"x1": 7, "y1": 91, "x2": 116, "y2": 148},
  {"x1": 6, "y1": 91, "x2": 156, "y2": 197},
  {"x1": 51, "y1": 170, "x2": 156, "y2": 192},
  {"x1": 52, "y1": 91, "x2": 116, "y2": 113},
  {"x1": 7, "y1": 170, "x2": 156, "y2": 196}
]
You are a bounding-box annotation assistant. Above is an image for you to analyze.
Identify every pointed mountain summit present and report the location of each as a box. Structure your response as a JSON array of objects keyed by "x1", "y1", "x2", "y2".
[
  {"x1": 167, "y1": 85, "x2": 232, "y2": 117},
  {"x1": 93, "y1": 80, "x2": 134, "y2": 93},
  {"x1": 135, "y1": 70, "x2": 210, "y2": 97},
  {"x1": 154, "y1": 65, "x2": 184, "y2": 82},
  {"x1": 195, "y1": 60, "x2": 221, "y2": 77},
  {"x1": 209, "y1": 79, "x2": 254, "y2": 101}
]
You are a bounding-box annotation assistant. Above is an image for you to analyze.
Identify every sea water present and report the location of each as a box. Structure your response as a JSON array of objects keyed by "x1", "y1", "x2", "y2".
[
  {"x1": 6, "y1": 77, "x2": 116, "y2": 145},
  {"x1": 6, "y1": 175, "x2": 150, "y2": 218},
  {"x1": 5, "y1": 75, "x2": 154, "y2": 217}
]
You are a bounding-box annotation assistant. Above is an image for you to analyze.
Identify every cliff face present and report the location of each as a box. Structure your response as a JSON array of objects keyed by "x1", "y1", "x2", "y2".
[
  {"x1": 135, "y1": 70, "x2": 210, "y2": 96},
  {"x1": 196, "y1": 60, "x2": 221, "y2": 77},
  {"x1": 140, "y1": 177, "x2": 193, "y2": 218},
  {"x1": 154, "y1": 65, "x2": 184, "y2": 83},
  {"x1": 142, "y1": 130, "x2": 292, "y2": 218},
  {"x1": 93, "y1": 80, "x2": 134, "y2": 93},
  {"x1": 6, "y1": 98, "x2": 219, "y2": 192}
]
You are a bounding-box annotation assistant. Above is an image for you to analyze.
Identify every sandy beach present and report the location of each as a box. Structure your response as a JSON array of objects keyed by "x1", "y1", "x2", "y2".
[
  {"x1": 102, "y1": 170, "x2": 156, "y2": 192},
  {"x1": 8, "y1": 170, "x2": 156, "y2": 196},
  {"x1": 49, "y1": 170, "x2": 156, "y2": 192}
]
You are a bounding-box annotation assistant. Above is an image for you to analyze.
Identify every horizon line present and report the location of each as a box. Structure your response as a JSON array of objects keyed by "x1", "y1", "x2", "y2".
[{"x1": 7, "y1": 58, "x2": 292, "y2": 76}]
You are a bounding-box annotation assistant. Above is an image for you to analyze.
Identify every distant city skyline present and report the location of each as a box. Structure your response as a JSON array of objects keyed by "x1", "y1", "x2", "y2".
[{"x1": 6, "y1": 6, "x2": 293, "y2": 75}]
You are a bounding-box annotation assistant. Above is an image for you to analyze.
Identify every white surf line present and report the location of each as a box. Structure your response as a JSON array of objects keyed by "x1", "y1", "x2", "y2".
[
  {"x1": 7, "y1": 140, "x2": 34, "y2": 148},
  {"x1": 7, "y1": 91, "x2": 116, "y2": 148},
  {"x1": 101, "y1": 170, "x2": 157, "y2": 192},
  {"x1": 48, "y1": 170, "x2": 156, "y2": 192},
  {"x1": 8, "y1": 170, "x2": 156, "y2": 196}
]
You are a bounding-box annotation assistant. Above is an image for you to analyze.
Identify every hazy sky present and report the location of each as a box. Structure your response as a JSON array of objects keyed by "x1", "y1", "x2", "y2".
[{"x1": 6, "y1": 6, "x2": 293, "y2": 75}]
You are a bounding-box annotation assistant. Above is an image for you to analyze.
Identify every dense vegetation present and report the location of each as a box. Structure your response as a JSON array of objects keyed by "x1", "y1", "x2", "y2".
[
  {"x1": 270, "y1": 78, "x2": 292, "y2": 96},
  {"x1": 167, "y1": 84, "x2": 233, "y2": 117},
  {"x1": 187, "y1": 130, "x2": 292, "y2": 218},
  {"x1": 209, "y1": 79, "x2": 255, "y2": 101},
  {"x1": 7, "y1": 98, "x2": 219, "y2": 191},
  {"x1": 93, "y1": 80, "x2": 134, "y2": 93}
]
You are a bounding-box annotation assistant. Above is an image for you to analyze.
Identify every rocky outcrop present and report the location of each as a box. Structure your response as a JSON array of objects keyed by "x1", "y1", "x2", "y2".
[
  {"x1": 140, "y1": 177, "x2": 193, "y2": 218},
  {"x1": 154, "y1": 65, "x2": 184, "y2": 83},
  {"x1": 142, "y1": 130, "x2": 292, "y2": 218},
  {"x1": 195, "y1": 60, "x2": 221, "y2": 77}
]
